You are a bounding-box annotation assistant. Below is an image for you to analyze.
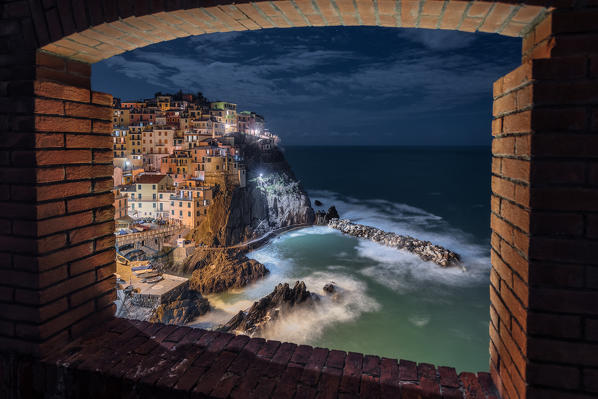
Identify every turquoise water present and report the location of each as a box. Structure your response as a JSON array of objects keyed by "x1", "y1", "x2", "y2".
[{"x1": 192, "y1": 146, "x2": 492, "y2": 372}]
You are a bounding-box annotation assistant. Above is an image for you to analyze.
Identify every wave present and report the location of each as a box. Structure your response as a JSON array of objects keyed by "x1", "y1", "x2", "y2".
[
  {"x1": 308, "y1": 189, "x2": 491, "y2": 290},
  {"x1": 259, "y1": 270, "x2": 380, "y2": 343}
]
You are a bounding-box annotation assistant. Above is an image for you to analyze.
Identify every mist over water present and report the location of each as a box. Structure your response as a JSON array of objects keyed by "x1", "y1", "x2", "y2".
[{"x1": 191, "y1": 146, "x2": 492, "y2": 372}]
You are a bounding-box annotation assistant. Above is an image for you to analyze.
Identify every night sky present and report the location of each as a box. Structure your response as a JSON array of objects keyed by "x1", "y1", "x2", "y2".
[{"x1": 92, "y1": 27, "x2": 521, "y2": 146}]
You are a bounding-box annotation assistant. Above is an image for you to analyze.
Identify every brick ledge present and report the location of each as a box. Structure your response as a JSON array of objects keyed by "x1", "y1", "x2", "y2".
[{"x1": 36, "y1": 317, "x2": 499, "y2": 398}]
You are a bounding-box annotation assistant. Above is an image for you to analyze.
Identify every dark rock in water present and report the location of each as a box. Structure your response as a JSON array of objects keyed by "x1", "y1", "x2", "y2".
[
  {"x1": 314, "y1": 200, "x2": 323, "y2": 206},
  {"x1": 326, "y1": 206, "x2": 340, "y2": 221},
  {"x1": 187, "y1": 248, "x2": 269, "y2": 295},
  {"x1": 150, "y1": 289, "x2": 210, "y2": 325},
  {"x1": 323, "y1": 282, "x2": 336, "y2": 294},
  {"x1": 315, "y1": 210, "x2": 327, "y2": 225},
  {"x1": 219, "y1": 281, "x2": 314, "y2": 336},
  {"x1": 328, "y1": 219, "x2": 461, "y2": 267}
]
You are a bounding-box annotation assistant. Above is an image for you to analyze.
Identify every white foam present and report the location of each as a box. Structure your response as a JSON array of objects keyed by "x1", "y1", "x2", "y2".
[
  {"x1": 408, "y1": 314, "x2": 431, "y2": 327},
  {"x1": 260, "y1": 270, "x2": 381, "y2": 343}
]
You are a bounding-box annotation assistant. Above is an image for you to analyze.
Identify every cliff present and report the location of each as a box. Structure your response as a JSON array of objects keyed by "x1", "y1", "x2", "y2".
[
  {"x1": 185, "y1": 248, "x2": 269, "y2": 294},
  {"x1": 192, "y1": 139, "x2": 315, "y2": 247}
]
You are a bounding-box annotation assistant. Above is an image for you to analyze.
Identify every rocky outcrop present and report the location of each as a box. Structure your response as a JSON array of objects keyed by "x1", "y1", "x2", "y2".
[
  {"x1": 315, "y1": 205, "x2": 340, "y2": 225},
  {"x1": 186, "y1": 248, "x2": 269, "y2": 294},
  {"x1": 149, "y1": 289, "x2": 210, "y2": 325},
  {"x1": 329, "y1": 219, "x2": 461, "y2": 267},
  {"x1": 219, "y1": 281, "x2": 314, "y2": 336},
  {"x1": 192, "y1": 139, "x2": 314, "y2": 247}
]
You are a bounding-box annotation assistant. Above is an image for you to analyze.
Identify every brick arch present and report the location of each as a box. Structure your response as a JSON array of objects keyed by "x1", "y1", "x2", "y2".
[
  {"x1": 2, "y1": 1, "x2": 598, "y2": 399},
  {"x1": 37, "y1": 0, "x2": 552, "y2": 64}
]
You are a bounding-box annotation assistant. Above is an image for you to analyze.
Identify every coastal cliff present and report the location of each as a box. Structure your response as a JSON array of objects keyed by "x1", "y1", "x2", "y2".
[
  {"x1": 182, "y1": 138, "x2": 314, "y2": 293},
  {"x1": 192, "y1": 139, "x2": 314, "y2": 248}
]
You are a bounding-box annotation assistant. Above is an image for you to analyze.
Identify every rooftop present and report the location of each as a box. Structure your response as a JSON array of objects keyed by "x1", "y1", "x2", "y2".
[{"x1": 136, "y1": 174, "x2": 168, "y2": 184}]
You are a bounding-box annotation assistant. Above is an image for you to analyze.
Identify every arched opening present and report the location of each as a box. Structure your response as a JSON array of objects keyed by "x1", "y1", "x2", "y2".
[{"x1": 1, "y1": 2, "x2": 597, "y2": 398}]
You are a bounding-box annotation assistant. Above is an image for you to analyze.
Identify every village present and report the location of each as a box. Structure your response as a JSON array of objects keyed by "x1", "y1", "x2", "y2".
[{"x1": 110, "y1": 92, "x2": 278, "y2": 315}]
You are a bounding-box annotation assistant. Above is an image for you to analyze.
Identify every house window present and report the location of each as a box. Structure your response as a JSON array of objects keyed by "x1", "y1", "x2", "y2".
[
  {"x1": 179, "y1": 211, "x2": 182, "y2": 216},
  {"x1": 138, "y1": 185, "x2": 141, "y2": 189},
  {"x1": 171, "y1": 210, "x2": 174, "y2": 215},
  {"x1": 187, "y1": 203, "x2": 191, "y2": 208},
  {"x1": 188, "y1": 212, "x2": 191, "y2": 217}
]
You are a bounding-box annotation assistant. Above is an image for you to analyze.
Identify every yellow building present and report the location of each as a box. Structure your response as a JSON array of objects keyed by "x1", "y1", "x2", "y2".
[
  {"x1": 156, "y1": 95, "x2": 171, "y2": 111},
  {"x1": 113, "y1": 108, "x2": 130, "y2": 127},
  {"x1": 126, "y1": 174, "x2": 174, "y2": 219},
  {"x1": 210, "y1": 101, "x2": 237, "y2": 134}
]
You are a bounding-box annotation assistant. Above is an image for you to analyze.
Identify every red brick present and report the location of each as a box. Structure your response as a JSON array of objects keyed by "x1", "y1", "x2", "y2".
[
  {"x1": 65, "y1": 164, "x2": 113, "y2": 180},
  {"x1": 528, "y1": 312, "x2": 581, "y2": 339},
  {"x1": 34, "y1": 98, "x2": 64, "y2": 115},
  {"x1": 67, "y1": 192, "x2": 113, "y2": 213},
  {"x1": 68, "y1": 221, "x2": 113, "y2": 244},
  {"x1": 492, "y1": 137, "x2": 515, "y2": 156},
  {"x1": 36, "y1": 150, "x2": 91, "y2": 166},
  {"x1": 69, "y1": 275, "x2": 114, "y2": 307},
  {"x1": 501, "y1": 243, "x2": 529, "y2": 283},
  {"x1": 491, "y1": 214, "x2": 514, "y2": 244},
  {"x1": 37, "y1": 211, "x2": 93, "y2": 236},
  {"x1": 37, "y1": 181, "x2": 90, "y2": 201},
  {"x1": 529, "y1": 261, "x2": 585, "y2": 289},
  {"x1": 36, "y1": 115, "x2": 91, "y2": 133},
  {"x1": 531, "y1": 160, "x2": 586, "y2": 184},
  {"x1": 34, "y1": 81, "x2": 90, "y2": 102},
  {"x1": 530, "y1": 211, "x2": 583, "y2": 236},
  {"x1": 92, "y1": 120, "x2": 112, "y2": 134},
  {"x1": 66, "y1": 134, "x2": 111, "y2": 149},
  {"x1": 528, "y1": 337, "x2": 598, "y2": 366},
  {"x1": 64, "y1": 102, "x2": 112, "y2": 120},
  {"x1": 492, "y1": 176, "x2": 515, "y2": 201},
  {"x1": 501, "y1": 200, "x2": 530, "y2": 232},
  {"x1": 491, "y1": 249, "x2": 513, "y2": 287},
  {"x1": 503, "y1": 111, "x2": 531, "y2": 134},
  {"x1": 501, "y1": 158, "x2": 530, "y2": 183}
]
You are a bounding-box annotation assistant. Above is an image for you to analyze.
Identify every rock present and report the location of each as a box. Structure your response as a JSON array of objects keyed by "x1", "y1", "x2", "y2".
[
  {"x1": 323, "y1": 282, "x2": 336, "y2": 294},
  {"x1": 149, "y1": 289, "x2": 210, "y2": 325},
  {"x1": 328, "y1": 219, "x2": 461, "y2": 267},
  {"x1": 219, "y1": 281, "x2": 315, "y2": 336},
  {"x1": 186, "y1": 248, "x2": 269, "y2": 295},
  {"x1": 192, "y1": 141, "x2": 315, "y2": 247},
  {"x1": 326, "y1": 206, "x2": 339, "y2": 221},
  {"x1": 314, "y1": 200, "x2": 323, "y2": 206}
]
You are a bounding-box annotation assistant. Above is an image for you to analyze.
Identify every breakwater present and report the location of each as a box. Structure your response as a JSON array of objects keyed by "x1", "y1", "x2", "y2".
[{"x1": 328, "y1": 218, "x2": 461, "y2": 267}]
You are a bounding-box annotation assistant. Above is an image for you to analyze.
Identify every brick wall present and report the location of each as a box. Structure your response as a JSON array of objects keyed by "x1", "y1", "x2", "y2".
[
  {"x1": 490, "y1": 6, "x2": 598, "y2": 398},
  {"x1": 2, "y1": 1, "x2": 598, "y2": 399},
  {"x1": 0, "y1": 49, "x2": 116, "y2": 357}
]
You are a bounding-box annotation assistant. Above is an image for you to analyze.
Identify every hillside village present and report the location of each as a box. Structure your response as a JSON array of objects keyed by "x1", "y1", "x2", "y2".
[{"x1": 111, "y1": 92, "x2": 278, "y2": 234}]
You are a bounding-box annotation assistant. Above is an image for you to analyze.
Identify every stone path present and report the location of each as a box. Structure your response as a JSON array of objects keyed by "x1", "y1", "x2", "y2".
[{"x1": 39, "y1": 317, "x2": 499, "y2": 398}]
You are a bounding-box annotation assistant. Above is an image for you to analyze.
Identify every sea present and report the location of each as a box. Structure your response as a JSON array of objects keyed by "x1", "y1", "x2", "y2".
[{"x1": 191, "y1": 145, "x2": 492, "y2": 373}]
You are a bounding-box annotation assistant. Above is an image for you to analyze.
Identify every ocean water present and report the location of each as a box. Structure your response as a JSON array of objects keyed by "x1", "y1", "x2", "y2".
[{"x1": 192, "y1": 146, "x2": 492, "y2": 372}]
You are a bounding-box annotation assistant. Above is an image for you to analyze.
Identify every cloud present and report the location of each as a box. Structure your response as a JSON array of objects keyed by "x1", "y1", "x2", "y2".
[
  {"x1": 398, "y1": 28, "x2": 477, "y2": 51},
  {"x1": 95, "y1": 27, "x2": 520, "y2": 145}
]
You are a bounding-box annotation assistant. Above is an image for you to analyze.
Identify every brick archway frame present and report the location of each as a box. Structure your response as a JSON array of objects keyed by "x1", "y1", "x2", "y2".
[{"x1": 1, "y1": 1, "x2": 597, "y2": 398}]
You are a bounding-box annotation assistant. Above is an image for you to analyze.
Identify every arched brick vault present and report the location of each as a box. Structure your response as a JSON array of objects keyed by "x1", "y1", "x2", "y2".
[
  {"x1": 37, "y1": 0, "x2": 551, "y2": 64},
  {"x1": 1, "y1": 1, "x2": 598, "y2": 399}
]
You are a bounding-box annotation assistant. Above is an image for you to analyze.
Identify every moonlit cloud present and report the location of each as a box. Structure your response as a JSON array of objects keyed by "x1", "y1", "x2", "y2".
[
  {"x1": 93, "y1": 27, "x2": 521, "y2": 145},
  {"x1": 398, "y1": 28, "x2": 477, "y2": 51}
]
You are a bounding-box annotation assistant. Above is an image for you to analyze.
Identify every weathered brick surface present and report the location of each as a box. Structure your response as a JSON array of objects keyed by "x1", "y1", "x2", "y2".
[{"x1": 3, "y1": 1, "x2": 598, "y2": 398}]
